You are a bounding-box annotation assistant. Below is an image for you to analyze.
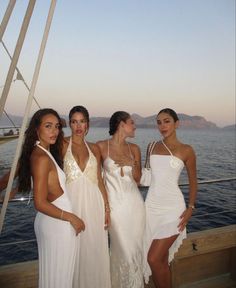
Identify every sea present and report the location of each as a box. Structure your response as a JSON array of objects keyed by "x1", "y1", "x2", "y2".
[{"x1": 0, "y1": 127, "x2": 235, "y2": 265}]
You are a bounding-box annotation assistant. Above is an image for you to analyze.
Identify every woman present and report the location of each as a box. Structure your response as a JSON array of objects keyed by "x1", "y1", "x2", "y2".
[
  {"x1": 97, "y1": 111, "x2": 145, "y2": 288},
  {"x1": 17, "y1": 108, "x2": 85, "y2": 288},
  {"x1": 143, "y1": 108, "x2": 197, "y2": 288},
  {"x1": 62, "y1": 105, "x2": 111, "y2": 288}
]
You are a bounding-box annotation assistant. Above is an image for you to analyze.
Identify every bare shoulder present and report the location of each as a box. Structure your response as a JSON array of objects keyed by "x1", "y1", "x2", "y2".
[
  {"x1": 128, "y1": 142, "x2": 141, "y2": 152},
  {"x1": 180, "y1": 143, "x2": 196, "y2": 159},
  {"x1": 87, "y1": 141, "x2": 101, "y2": 156},
  {"x1": 96, "y1": 139, "x2": 107, "y2": 147},
  {"x1": 30, "y1": 149, "x2": 51, "y2": 172}
]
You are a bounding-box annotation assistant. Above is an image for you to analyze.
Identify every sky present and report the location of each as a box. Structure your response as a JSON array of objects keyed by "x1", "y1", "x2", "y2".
[{"x1": 0, "y1": 0, "x2": 235, "y2": 127}]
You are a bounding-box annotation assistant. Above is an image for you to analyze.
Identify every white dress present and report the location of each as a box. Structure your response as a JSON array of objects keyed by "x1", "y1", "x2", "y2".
[
  {"x1": 143, "y1": 142, "x2": 187, "y2": 284},
  {"x1": 103, "y1": 141, "x2": 145, "y2": 288},
  {"x1": 34, "y1": 144, "x2": 76, "y2": 288},
  {"x1": 63, "y1": 138, "x2": 111, "y2": 288}
]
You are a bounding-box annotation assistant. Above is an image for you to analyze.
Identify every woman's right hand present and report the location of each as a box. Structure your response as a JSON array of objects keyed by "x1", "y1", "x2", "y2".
[{"x1": 69, "y1": 213, "x2": 85, "y2": 236}]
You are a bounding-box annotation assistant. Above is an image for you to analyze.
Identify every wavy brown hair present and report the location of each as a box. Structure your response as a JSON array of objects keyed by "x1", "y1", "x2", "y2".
[{"x1": 18, "y1": 109, "x2": 64, "y2": 192}]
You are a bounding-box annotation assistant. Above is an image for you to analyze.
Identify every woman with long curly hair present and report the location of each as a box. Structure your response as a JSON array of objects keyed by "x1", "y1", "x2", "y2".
[{"x1": 18, "y1": 108, "x2": 85, "y2": 288}]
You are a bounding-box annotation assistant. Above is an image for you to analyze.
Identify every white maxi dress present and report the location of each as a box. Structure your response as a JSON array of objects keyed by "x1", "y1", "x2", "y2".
[
  {"x1": 34, "y1": 144, "x2": 76, "y2": 288},
  {"x1": 63, "y1": 138, "x2": 111, "y2": 288},
  {"x1": 103, "y1": 140, "x2": 145, "y2": 288},
  {"x1": 143, "y1": 142, "x2": 187, "y2": 284}
]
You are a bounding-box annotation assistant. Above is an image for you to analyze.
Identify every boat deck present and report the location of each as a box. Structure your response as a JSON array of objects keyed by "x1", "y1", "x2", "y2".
[{"x1": 0, "y1": 225, "x2": 235, "y2": 288}]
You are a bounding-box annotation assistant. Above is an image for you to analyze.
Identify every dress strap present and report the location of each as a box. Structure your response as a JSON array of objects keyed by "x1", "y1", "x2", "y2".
[
  {"x1": 161, "y1": 140, "x2": 173, "y2": 156},
  {"x1": 36, "y1": 143, "x2": 58, "y2": 166},
  {"x1": 107, "y1": 139, "x2": 110, "y2": 157},
  {"x1": 127, "y1": 142, "x2": 134, "y2": 159}
]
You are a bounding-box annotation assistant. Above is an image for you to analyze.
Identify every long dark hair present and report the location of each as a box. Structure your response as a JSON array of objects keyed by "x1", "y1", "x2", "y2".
[
  {"x1": 157, "y1": 108, "x2": 179, "y2": 122},
  {"x1": 109, "y1": 111, "x2": 130, "y2": 135},
  {"x1": 69, "y1": 105, "x2": 89, "y2": 124},
  {"x1": 18, "y1": 109, "x2": 64, "y2": 192}
]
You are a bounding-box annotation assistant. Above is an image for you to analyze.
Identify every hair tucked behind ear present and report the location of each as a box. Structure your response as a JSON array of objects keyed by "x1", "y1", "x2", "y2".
[
  {"x1": 18, "y1": 108, "x2": 64, "y2": 192},
  {"x1": 109, "y1": 111, "x2": 130, "y2": 135},
  {"x1": 157, "y1": 108, "x2": 179, "y2": 122}
]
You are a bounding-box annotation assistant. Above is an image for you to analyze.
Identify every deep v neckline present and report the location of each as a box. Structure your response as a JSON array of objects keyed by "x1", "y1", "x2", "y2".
[{"x1": 70, "y1": 138, "x2": 91, "y2": 174}]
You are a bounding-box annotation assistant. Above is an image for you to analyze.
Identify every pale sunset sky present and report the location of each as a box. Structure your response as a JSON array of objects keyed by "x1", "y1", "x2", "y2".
[{"x1": 0, "y1": 0, "x2": 235, "y2": 127}]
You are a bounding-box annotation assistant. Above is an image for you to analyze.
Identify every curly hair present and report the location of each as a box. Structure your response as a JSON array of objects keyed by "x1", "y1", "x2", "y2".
[
  {"x1": 109, "y1": 111, "x2": 130, "y2": 135},
  {"x1": 18, "y1": 108, "x2": 64, "y2": 192}
]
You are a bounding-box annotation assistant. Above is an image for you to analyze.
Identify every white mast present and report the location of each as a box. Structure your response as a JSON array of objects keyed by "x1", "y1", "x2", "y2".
[{"x1": 0, "y1": 0, "x2": 58, "y2": 233}]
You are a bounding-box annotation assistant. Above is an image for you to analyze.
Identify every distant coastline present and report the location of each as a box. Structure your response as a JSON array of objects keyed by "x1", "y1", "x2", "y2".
[{"x1": 0, "y1": 113, "x2": 235, "y2": 130}]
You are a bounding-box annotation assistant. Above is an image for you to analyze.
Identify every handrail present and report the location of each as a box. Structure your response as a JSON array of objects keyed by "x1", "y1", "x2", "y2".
[{"x1": 0, "y1": 176, "x2": 235, "y2": 204}]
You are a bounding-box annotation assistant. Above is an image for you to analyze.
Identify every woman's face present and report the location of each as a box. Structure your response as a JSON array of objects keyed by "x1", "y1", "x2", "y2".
[
  {"x1": 121, "y1": 117, "x2": 136, "y2": 138},
  {"x1": 70, "y1": 112, "x2": 88, "y2": 137},
  {"x1": 156, "y1": 112, "x2": 178, "y2": 138},
  {"x1": 37, "y1": 114, "x2": 60, "y2": 147}
]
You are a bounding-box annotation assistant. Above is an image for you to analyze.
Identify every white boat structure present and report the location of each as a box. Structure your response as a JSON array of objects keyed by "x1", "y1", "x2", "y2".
[{"x1": 0, "y1": 1, "x2": 235, "y2": 288}]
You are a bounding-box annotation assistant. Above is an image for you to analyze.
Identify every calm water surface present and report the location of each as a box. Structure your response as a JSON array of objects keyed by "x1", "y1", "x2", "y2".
[{"x1": 0, "y1": 128, "x2": 235, "y2": 265}]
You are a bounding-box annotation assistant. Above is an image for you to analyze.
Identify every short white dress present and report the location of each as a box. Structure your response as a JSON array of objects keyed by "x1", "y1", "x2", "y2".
[
  {"x1": 143, "y1": 141, "x2": 187, "y2": 284},
  {"x1": 63, "y1": 138, "x2": 111, "y2": 288},
  {"x1": 34, "y1": 144, "x2": 76, "y2": 288},
  {"x1": 103, "y1": 140, "x2": 145, "y2": 288}
]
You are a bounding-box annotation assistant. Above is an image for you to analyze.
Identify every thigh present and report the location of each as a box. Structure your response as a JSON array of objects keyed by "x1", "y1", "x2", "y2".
[{"x1": 148, "y1": 234, "x2": 179, "y2": 262}]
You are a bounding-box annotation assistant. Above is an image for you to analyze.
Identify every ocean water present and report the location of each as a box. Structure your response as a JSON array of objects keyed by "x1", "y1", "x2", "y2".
[{"x1": 0, "y1": 127, "x2": 235, "y2": 265}]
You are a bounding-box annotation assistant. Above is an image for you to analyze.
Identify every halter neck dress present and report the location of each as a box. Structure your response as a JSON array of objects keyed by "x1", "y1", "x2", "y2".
[
  {"x1": 34, "y1": 144, "x2": 76, "y2": 288},
  {"x1": 103, "y1": 140, "x2": 145, "y2": 288},
  {"x1": 143, "y1": 141, "x2": 187, "y2": 284},
  {"x1": 63, "y1": 138, "x2": 111, "y2": 288}
]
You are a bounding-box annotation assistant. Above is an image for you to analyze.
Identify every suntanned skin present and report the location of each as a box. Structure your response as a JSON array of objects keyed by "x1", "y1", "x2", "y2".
[
  {"x1": 62, "y1": 111, "x2": 110, "y2": 228},
  {"x1": 31, "y1": 114, "x2": 85, "y2": 235},
  {"x1": 147, "y1": 111, "x2": 197, "y2": 288},
  {"x1": 97, "y1": 116, "x2": 142, "y2": 184}
]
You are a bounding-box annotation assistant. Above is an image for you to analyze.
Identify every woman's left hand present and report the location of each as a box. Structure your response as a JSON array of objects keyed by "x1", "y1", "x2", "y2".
[{"x1": 178, "y1": 208, "x2": 193, "y2": 232}]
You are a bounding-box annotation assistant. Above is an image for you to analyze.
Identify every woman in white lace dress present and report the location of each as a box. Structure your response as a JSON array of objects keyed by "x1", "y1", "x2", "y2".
[
  {"x1": 62, "y1": 106, "x2": 111, "y2": 288},
  {"x1": 97, "y1": 111, "x2": 145, "y2": 288},
  {"x1": 143, "y1": 108, "x2": 197, "y2": 288}
]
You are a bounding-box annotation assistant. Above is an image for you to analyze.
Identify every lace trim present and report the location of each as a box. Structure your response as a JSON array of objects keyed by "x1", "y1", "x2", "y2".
[{"x1": 111, "y1": 249, "x2": 144, "y2": 288}]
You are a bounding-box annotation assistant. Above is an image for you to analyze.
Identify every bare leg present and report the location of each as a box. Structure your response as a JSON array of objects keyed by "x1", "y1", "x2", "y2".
[{"x1": 147, "y1": 235, "x2": 178, "y2": 288}]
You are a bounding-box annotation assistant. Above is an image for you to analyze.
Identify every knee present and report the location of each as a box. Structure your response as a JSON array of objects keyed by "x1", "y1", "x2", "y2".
[{"x1": 147, "y1": 252, "x2": 168, "y2": 269}]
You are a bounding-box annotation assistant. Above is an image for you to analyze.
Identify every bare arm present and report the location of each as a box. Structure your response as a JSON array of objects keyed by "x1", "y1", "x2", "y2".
[
  {"x1": 32, "y1": 154, "x2": 85, "y2": 235},
  {"x1": 178, "y1": 146, "x2": 197, "y2": 231},
  {"x1": 92, "y1": 143, "x2": 110, "y2": 229},
  {"x1": 130, "y1": 144, "x2": 142, "y2": 184}
]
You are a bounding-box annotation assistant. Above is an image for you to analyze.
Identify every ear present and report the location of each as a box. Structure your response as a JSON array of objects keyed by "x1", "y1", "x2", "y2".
[{"x1": 175, "y1": 120, "x2": 180, "y2": 129}]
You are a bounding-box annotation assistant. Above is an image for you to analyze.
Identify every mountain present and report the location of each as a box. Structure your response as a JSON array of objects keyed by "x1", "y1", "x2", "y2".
[
  {"x1": 89, "y1": 113, "x2": 219, "y2": 129},
  {"x1": 0, "y1": 113, "x2": 231, "y2": 130}
]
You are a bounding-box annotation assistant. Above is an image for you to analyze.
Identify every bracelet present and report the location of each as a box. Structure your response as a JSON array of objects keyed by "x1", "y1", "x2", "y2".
[
  {"x1": 60, "y1": 209, "x2": 64, "y2": 220},
  {"x1": 188, "y1": 204, "x2": 195, "y2": 210}
]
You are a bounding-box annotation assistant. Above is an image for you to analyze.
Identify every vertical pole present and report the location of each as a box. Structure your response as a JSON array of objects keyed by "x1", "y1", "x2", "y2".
[
  {"x1": 0, "y1": 0, "x2": 36, "y2": 117},
  {"x1": 0, "y1": 0, "x2": 16, "y2": 41},
  {"x1": 0, "y1": 0, "x2": 58, "y2": 234}
]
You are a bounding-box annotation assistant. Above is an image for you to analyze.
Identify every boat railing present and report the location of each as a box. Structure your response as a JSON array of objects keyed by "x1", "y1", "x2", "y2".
[{"x1": 0, "y1": 176, "x2": 235, "y2": 248}]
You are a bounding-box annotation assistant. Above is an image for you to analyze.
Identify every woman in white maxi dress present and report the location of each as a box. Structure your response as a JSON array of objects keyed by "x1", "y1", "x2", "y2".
[
  {"x1": 63, "y1": 106, "x2": 111, "y2": 288},
  {"x1": 143, "y1": 108, "x2": 197, "y2": 288},
  {"x1": 97, "y1": 111, "x2": 145, "y2": 288},
  {"x1": 17, "y1": 109, "x2": 84, "y2": 288}
]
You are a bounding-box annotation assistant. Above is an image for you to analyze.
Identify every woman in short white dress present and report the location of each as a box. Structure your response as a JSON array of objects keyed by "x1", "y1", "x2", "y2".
[{"x1": 143, "y1": 108, "x2": 197, "y2": 288}]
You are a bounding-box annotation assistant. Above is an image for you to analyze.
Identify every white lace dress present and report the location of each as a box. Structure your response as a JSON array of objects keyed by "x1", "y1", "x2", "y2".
[
  {"x1": 143, "y1": 142, "x2": 187, "y2": 284},
  {"x1": 63, "y1": 138, "x2": 111, "y2": 288},
  {"x1": 103, "y1": 141, "x2": 145, "y2": 288},
  {"x1": 34, "y1": 144, "x2": 76, "y2": 288}
]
